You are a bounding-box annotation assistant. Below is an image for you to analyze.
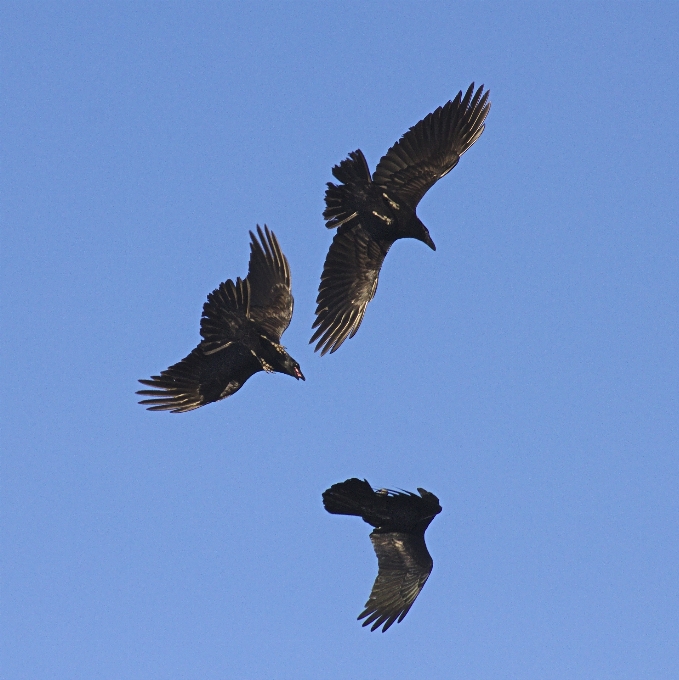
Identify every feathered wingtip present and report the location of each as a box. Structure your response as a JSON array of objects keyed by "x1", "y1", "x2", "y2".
[
  {"x1": 358, "y1": 601, "x2": 414, "y2": 633},
  {"x1": 248, "y1": 224, "x2": 290, "y2": 285},
  {"x1": 449, "y1": 82, "x2": 491, "y2": 156},
  {"x1": 137, "y1": 349, "x2": 205, "y2": 413}
]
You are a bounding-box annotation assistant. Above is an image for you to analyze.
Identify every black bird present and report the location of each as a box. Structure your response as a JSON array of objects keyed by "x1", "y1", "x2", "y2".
[
  {"x1": 311, "y1": 83, "x2": 491, "y2": 355},
  {"x1": 322, "y1": 478, "x2": 442, "y2": 632},
  {"x1": 137, "y1": 226, "x2": 304, "y2": 412}
]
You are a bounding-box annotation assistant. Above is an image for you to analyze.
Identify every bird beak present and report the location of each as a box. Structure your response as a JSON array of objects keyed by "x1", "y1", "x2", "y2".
[
  {"x1": 423, "y1": 231, "x2": 436, "y2": 251},
  {"x1": 294, "y1": 366, "x2": 305, "y2": 381}
]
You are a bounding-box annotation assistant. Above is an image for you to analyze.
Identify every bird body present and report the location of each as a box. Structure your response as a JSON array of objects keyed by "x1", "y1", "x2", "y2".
[
  {"x1": 137, "y1": 226, "x2": 304, "y2": 413},
  {"x1": 324, "y1": 149, "x2": 435, "y2": 246},
  {"x1": 323, "y1": 478, "x2": 442, "y2": 632},
  {"x1": 312, "y1": 83, "x2": 490, "y2": 355}
]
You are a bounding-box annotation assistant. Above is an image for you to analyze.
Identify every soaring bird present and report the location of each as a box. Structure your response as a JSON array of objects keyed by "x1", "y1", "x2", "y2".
[
  {"x1": 322, "y1": 478, "x2": 442, "y2": 632},
  {"x1": 137, "y1": 226, "x2": 304, "y2": 412},
  {"x1": 311, "y1": 83, "x2": 490, "y2": 355}
]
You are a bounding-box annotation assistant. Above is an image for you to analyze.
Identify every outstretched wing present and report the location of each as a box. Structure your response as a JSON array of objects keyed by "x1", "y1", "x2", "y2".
[
  {"x1": 359, "y1": 531, "x2": 433, "y2": 632},
  {"x1": 199, "y1": 275, "x2": 251, "y2": 355},
  {"x1": 246, "y1": 225, "x2": 294, "y2": 341},
  {"x1": 372, "y1": 83, "x2": 490, "y2": 209},
  {"x1": 136, "y1": 346, "x2": 252, "y2": 413},
  {"x1": 310, "y1": 223, "x2": 390, "y2": 355},
  {"x1": 137, "y1": 349, "x2": 207, "y2": 413}
]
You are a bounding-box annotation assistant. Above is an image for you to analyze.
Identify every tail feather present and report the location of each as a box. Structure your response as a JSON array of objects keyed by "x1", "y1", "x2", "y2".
[
  {"x1": 323, "y1": 150, "x2": 371, "y2": 229},
  {"x1": 323, "y1": 478, "x2": 376, "y2": 516},
  {"x1": 331, "y1": 149, "x2": 371, "y2": 185}
]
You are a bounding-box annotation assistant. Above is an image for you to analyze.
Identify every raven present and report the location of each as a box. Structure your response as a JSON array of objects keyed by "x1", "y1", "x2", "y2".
[
  {"x1": 322, "y1": 478, "x2": 442, "y2": 632},
  {"x1": 137, "y1": 226, "x2": 304, "y2": 412},
  {"x1": 311, "y1": 83, "x2": 490, "y2": 355}
]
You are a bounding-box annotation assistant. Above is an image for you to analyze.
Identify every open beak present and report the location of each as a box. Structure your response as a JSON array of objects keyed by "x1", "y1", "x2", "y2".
[{"x1": 294, "y1": 366, "x2": 305, "y2": 381}]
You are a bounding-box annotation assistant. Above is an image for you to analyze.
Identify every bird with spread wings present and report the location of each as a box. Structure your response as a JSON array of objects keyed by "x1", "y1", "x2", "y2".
[
  {"x1": 137, "y1": 226, "x2": 304, "y2": 413},
  {"x1": 311, "y1": 83, "x2": 491, "y2": 355},
  {"x1": 323, "y1": 478, "x2": 442, "y2": 632}
]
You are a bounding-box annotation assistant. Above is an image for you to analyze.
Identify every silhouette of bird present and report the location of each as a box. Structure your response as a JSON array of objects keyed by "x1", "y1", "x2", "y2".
[
  {"x1": 322, "y1": 478, "x2": 442, "y2": 632},
  {"x1": 137, "y1": 226, "x2": 304, "y2": 412},
  {"x1": 311, "y1": 83, "x2": 490, "y2": 355}
]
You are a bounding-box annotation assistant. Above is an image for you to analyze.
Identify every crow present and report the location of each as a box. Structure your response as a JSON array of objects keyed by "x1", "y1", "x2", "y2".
[
  {"x1": 311, "y1": 83, "x2": 490, "y2": 355},
  {"x1": 137, "y1": 226, "x2": 304, "y2": 412},
  {"x1": 322, "y1": 478, "x2": 442, "y2": 632}
]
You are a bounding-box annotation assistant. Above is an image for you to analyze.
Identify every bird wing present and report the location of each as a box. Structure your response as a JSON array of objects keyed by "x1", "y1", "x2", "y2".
[
  {"x1": 137, "y1": 343, "x2": 261, "y2": 413},
  {"x1": 310, "y1": 223, "x2": 390, "y2": 355},
  {"x1": 137, "y1": 348, "x2": 207, "y2": 412},
  {"x1": 246, "y1": 225, "x2": 294, "y2": 341},
  {"x1": 359, "y1": 531, "x2": 434, "y2": 632},
  {"x1": 198, "y1": 275, "x2": 251, "y2": 355},
  {"x1": 136, "y1": 347, "x2": 250, "y2": 413},
  {"x1": 372, "y1": 83, "x2": 490, "y2": 209}
]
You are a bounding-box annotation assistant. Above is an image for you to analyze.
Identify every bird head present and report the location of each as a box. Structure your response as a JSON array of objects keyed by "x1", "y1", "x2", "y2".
[
  {"x1": 410, "y1": 216, "x2": 436, "y2": 251},
  {"x1": 417, "y1": 488, "x2": 442, "y2": 519},
  {"x1": 277, "y1": 353, "x2": 305, "y2": 381},
  {"x1": 260, "y1": 339, "x2": 305, "y2": 381}
]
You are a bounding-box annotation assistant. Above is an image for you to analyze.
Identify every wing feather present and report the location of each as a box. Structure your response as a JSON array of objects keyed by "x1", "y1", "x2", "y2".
[
  {"x1": 137, "y1": 344, "x2": 259, "y2": 412},
  {"x1": 137, "y1": 349, "x2": 206, "y2": 413},
  {"x1": 358, "y1": 531, "x2": 433, "y2": 632},
  {"x1": 372, "y1": 83, "x2": 490, "y2": 209},
  {"x1": 246, "y1": 225, "x2": 294, "y2": 340},
  {"x1": 310, "y1": 223, "x2": 390, "y2": 355},
  {"x1": 199, "y1": 276, "x2": 250, "y2": 355}
]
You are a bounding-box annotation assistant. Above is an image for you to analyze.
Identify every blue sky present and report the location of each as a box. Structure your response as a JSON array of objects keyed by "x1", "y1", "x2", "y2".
[{"x1": 2, "y1": 3, "x2": 678, "y2": 679}]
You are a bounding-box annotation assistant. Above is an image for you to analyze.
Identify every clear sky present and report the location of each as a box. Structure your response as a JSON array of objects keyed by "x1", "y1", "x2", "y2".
[{"x1": 2, "y1": 3, "x2": 678, "y2": 679}]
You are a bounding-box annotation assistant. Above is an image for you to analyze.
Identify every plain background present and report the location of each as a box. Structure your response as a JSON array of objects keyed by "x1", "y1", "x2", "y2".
[{"x1": 2, "y1": 3, "x2": 678, "y2": 679}]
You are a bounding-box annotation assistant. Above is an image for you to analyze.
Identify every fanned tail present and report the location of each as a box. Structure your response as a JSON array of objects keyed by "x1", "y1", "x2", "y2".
[
  {"x1": 322, "y1": 478, "x2": 376, "y2": 516},
  {"x1": 323, "y1": 150, "x2": 371, "y2": 229},
  {"x1": 331, "y1": 149, "x2": 371, "y2": 184}
]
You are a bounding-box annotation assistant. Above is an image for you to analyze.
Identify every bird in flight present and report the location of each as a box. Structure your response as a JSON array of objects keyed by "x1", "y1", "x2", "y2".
[
  {"x1": 311, "y1": 83, "x2": 491, "y2": 355},
  {"x1": 137, "y1": 226, "x2": 304, "y2": 412},
  {"x1": 322, "y1": 478, "x2": 442, "y2": 632}
]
